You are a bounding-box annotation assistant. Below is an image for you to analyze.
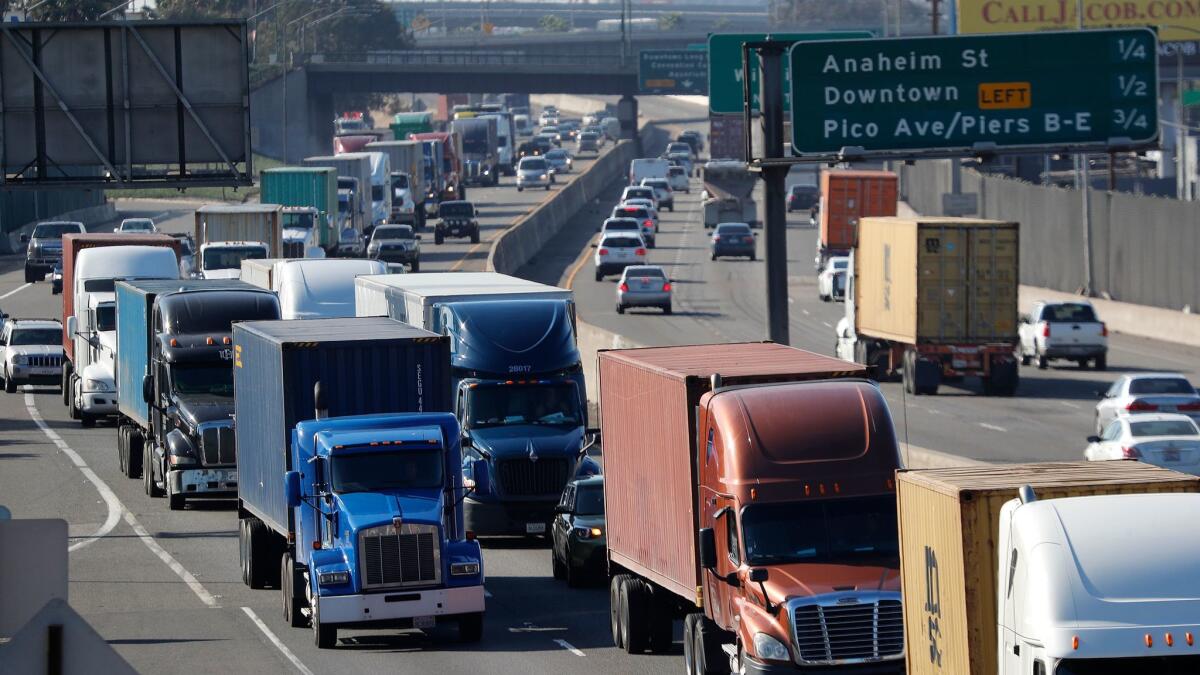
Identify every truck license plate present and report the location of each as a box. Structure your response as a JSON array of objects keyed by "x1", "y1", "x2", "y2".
[
  {"x1": 525, "y1": 522, "x2": 546, "y2": 534},
  {"x1": 413, "y1": 615, "x2": 436, "y2": 629}
]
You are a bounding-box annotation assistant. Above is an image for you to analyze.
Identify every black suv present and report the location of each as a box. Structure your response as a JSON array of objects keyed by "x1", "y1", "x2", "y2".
[
  {"x1": 23, "y1": 221, "x2": 84, "y2": 283},
  {"x1": 435, "y1": 200, "x2": 479, "y2": 245}
]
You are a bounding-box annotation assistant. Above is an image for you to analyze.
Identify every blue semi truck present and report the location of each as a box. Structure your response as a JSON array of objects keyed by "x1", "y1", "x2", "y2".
[
  {"x1": 233, "y1": 317, "x2": 485, "y2": 648},
  {"x1": 114, "y1": 279, "x2": 280, "y2": 508},
  {"x1": 354, "y1": 273, "x2": 598, "y2": 538}
]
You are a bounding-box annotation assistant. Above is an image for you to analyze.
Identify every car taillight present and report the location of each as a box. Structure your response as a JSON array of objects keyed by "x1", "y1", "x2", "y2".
[
  {"x1": 1101, "y1": 322, "x2": 1108, "y2": 337},
  {"x1": 1121, "y1": 446, "x2": 1143, "y2": 459},
  {"x1": 644, "y1": 220, "x2": 653, "y2": 228},
  {"x1": 598, "y1": 248, "x2": 608, "y2": 255},
  {"x1": 618, "y1": 282, "x2": 629, "y2": 292},
  {"x1": 1177, "y1": 402, "x2": 1200, "y2": 412},
  {"x1": 1126, "y1": 399, "x2": 1158, "y2": 411},
  {"x1": 1042, "y1": 323, "x2": 1051, "y2": 337},
  {"x1": 662, "y1": 282, "x2": 672, "y2": 291},
  {"x1": 744, "y1": 236, "x2": 754, "y2": 243},
  {"x1": 635, "y1": 248, "x2": 646, "y2": 256}
]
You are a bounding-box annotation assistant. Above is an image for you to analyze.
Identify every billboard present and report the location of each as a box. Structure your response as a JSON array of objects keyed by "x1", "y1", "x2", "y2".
[
  {"x1": 0, "y1": 20, "x2": 252, "y2": 189},
  {"x1": 956, "y1": 0, "x2": 1200, "y2": 42}
]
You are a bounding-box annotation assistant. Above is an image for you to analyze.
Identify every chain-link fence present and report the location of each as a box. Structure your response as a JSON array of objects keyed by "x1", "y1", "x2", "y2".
[{"x1": 900, "y1": 160, "x2": 1199, "y2": 311}]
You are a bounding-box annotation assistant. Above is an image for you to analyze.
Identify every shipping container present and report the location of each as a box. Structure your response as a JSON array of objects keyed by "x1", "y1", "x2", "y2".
[
  {"x1": 193, "y1": 204, "x2": 282, "y2": 255},
  {"x1": 599, "y1": 343, "x2": 867, "y2": 600},
  {"x1": 260, "y1": 167, "x2": 337, "y2": 222},
  {"x1": 897, "y1": 461, "x2": 1200, "y2": 675},
  {"x1": 854, "y1": 217, "x2": 1019, "y2": 344},
  {"x1": 302, "y1": 154, "x2": 373, "y2": 229},
  {"x1": 233, "y1": 318, "x2": 453, "y2": 534},
  {"x1": 819, "y1": 170, "x2": 897, "y2": 252},
  {"x1": 391, "y1": 111, "x2": 434, "y2": 140},
  {"x1": 239, "y1": 258, "x2": 292, "y2": 292},
  {"x1": 61, "y1": 233, "x2": 180, "y2": 358}
]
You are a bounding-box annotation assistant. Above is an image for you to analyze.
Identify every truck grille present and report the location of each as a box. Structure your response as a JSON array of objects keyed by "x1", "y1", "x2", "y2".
[
  {"x1": 793, "y1": 598, "x2": 904, "y2": 664},
  {"x1": 282, "y1": 241, "x2": 304, "y2": 258},
  {"x1": 360, "y1": 524, "x2": 440, "y2": 589},
  {"x1": 497, "y1": 458, "x2": 570, "y2": 497},
  {"x1": 26, "y1": 355, "x2": 62, "y2": 368},
  {"x1": 199, "y1": 423, "x2": 236, "y2": 466}
]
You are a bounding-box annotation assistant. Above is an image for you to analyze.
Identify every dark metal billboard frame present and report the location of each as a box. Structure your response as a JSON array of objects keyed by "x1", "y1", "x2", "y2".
[{"x1": 0, "y1": 20, "x2": 253, "y2": 190}]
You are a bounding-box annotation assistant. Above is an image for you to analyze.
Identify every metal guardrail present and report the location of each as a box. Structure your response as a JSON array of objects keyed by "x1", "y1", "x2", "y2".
[{"x1": 306, "y1": 50, "x2": 633, "y2": 69}]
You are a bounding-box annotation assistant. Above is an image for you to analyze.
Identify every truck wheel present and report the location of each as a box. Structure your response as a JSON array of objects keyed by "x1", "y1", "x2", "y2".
[
  {"x1": 80, "y1": 413, "x2": 95, "y2": 428},
  {"x1": 4, "y1": 374, "x2": 14, "y2": 394},
  {"x1": 282, "y1": 553, "x2": 306, "y2": 628},
  {"x1": 68, "y1": 383, "x2": 80, "y2": 420},
  {"x1": 125, "y1": 428, "x2": 143, "y2": 479},
  {"x1": 689, "y1": 614, "x2": 730, "y2": 675},
  {"x1": 246, "y1": 518, "x2": 275, "y2": 590},
  {"x1": 239, "y1": 520, "x2": 251, "y2": 586},
  {"x1": 312, "y1": 596, "x2": 337, "y2": 649},
  {"x1": 914, "y1": 357, "x2": 941, "y2": 395},
  {"x1": 620, "y1": 577, "x2": 651, "y2": 654},
  {"x1": 610, "y1": 574, "x2": 633, "y2": 648},
  {"x1": 61, "y1": 366, "x2": 72, "y2": 406},
  {"x1": 1094, "y1": 355, "x2": 1107, "y2": 370},
  {"x1": 458, "y1": 612, "x2": 484, "y2": 643},
  {"x1": 902, "y1": 351, "x2": 916, "y2": 395},
  {"x1": 118, "y1": 426, "x2": 128, "y2": 474},
  {"x1": 683, "y1": 614, "x2": 702, "y2": 674},
  {"x1": 167, "y1": 484, "x2": 185, "y2": 511},
  {"x1": 144, "y1": 445, "x2": 164, "y2": 498},
  {"x1": 470, "y1": 230, "x2": 480, "y2": 244}
]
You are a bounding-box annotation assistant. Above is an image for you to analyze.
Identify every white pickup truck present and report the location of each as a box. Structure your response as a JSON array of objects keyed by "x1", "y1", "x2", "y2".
[{"x1": 1018, "y1": 301, "x2": 1107, "y2": 370}]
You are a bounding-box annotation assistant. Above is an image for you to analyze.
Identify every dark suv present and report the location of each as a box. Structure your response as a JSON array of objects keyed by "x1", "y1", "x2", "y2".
[
  {"x1": 435, "y1": 200, "x2": 479, "y2": 245},
  {"x1": 23, "y1": 221, "x2": 85, "y2": 283}
]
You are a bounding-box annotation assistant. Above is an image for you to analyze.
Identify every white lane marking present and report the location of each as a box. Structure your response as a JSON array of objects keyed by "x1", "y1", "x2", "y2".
[
  {"x1": 554, "y1": 638, "x2": 586, "y2": 657},
  {"x1": 24, "y1": 392, "x2": 219, "y2": 608},
  {"x1": 485, "y1": 589, "x2": 493, "y2": 598},
  {"x1": 25, "y1": 393, "x2": 121, "y2": 553},
  {"x1": 788, "y1": 297, "x2": 794, "y2": 304},
  {"x1": 979, "y1": 423, "x2": 1007, "y2": 432},
  {"x1": 1059, "y1": 401, "x2": 1081, "y2": 409},
  {"x1": 242, "y1": 607, "x2": 315, "y2": 675},
  {"x1": 925, "y1": 408, "x2": 943, "y2": 415},
  {"x1": 0, "y1": 283, "x2": 32, "y2": 300},
  {"x1": 802, "y1": 309, "x2": 810, "y2": 316},
  {"x1": 821, "y1": 321, "x2": 832, "y2": 328}
]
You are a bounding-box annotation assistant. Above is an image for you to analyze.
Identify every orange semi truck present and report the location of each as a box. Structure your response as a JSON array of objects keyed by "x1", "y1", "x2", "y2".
[
  {"x1": 599, "y1": 343, "x2": 905, "y2": 674},
  {"x1": 815, "y1": 170, "x2": 897, "y2": 272}
]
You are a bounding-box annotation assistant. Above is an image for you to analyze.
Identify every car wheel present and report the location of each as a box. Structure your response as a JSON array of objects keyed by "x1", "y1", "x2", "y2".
[
  {"x1": 410, "y1": 260, "x2": 419, "y2": 272},
  {"x1": 1037, "y1": 354, "x2": 1048, "y2": 369},
  {"x1": 517, "y1": 186, "x2": 523, "y2": 192},
  {"x1": 711, "y1": 253, "x2": 717, "y2": 261},
  {"x1": 1094, "y1": 355, "x2": 1107, "y2": 370},
  {"x1": 80, "y1": 413, "x2": 95, "y2": 428},
  {"x1": 470, "y1": 231, "x2": 480, "y2": 244},
  {"x1": 545, "y1": 185, "x2": 550, "y2": 191},
  {"x1": 595, "y1": 270, "x2": 603, "y2": 282},
  {"x1": 1020, "y1": 351, "x2": 1031, "y2": 366},
  {"x1": 565, "y1": 557, "x2": 584, "y2": 588},
  {"x1": 663, "y1": 304, "x2": 672, "y2": 315},
  {"x1": 749, "y1": 253, "x2": 756, "y2": 261},
  {"x1": 24, "y1": 267, "x2": 35, "y2": 283},
  {"x1": 434, "y1": 232, "x2": 444, "y2": 245},
  {"x1": 4, "y1": 372, "x2": 14, "y2": 394},
  {"x1": 616, "y1": 304, "x2": 625, "y2": 314}
]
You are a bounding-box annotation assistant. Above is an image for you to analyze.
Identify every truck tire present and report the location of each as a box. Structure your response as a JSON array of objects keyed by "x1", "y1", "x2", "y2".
[
  {"x1": 167, "y1": 484, "x2": 185, "y2": 511},
  {"x1": 246, "y1": 518, "x2": 282, "y2": 589},
  {"x1": 458, "y1": 612, "x2": 484, "y2": 643},
  {"x1": 62, "y1": 366, "x2": 72, "y2": 406},
  {"x1": 239, "y1": 519, "x2": 251, "y2": 586},
  {"x1": 144, "y1": 444, "x2": 164, "y2": 497},
  {"x1": 683, "y1": 613, "x2": 702, "y2": 673},
  {"x1": 68, "y1": 383, "x2": 80, "y2": 420},
  {"x1": 125, "y1": 428, "x2": 143, "y2": 479},
  {"x1": 312, "y1": 595, "x2": 337, "y2": 649},
  {"x1": 902, "y1": 351, "x2": 916, "y2": 395},
  {"x1": 282, "y1": 553, "x2": 307, "y2": 628},
  {"x1": 619, "y1": 577, "x2": 651, "y2": 653},
  {"x1": 118, "y1": 426, "x2": 128, "y2": 474},
  {"x1": 914, "y1": 357, "x2": 941, "y2": 395},
  {"x1": 688, "y1": 614, "x2": 731, "y2": 675},
  {"x1": 610, "y1": 574, "x2": 634, "y2": 648},
  {"x1": 80, "y1": 413, "x2": 95, "y2": 428}
]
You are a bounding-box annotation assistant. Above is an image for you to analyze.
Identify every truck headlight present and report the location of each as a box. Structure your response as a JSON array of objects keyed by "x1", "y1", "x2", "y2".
[
  {"x1": 169, "y1": 454, "x2": 197, "y2": 467},
  {"x1": 450, "y1": 562, "x2": 481, "y2": 576},
  {"x1": 85, "y1": 378, "x2": 112, "y2": 392},
  {"x1": 318, "y1": 571, "x2": 350, "y2": 586},
  {"x1": 753, "y1": 632, "x2": 790, "y2": 662}
]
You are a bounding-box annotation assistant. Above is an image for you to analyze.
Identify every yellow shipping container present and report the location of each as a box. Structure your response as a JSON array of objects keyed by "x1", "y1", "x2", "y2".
[
  {"x1": 896, "y1": 461, "x2": 1200, "y2": 675},
  {"x1": 854, "y1": 217, "x2": 1018, "y2": 344}
]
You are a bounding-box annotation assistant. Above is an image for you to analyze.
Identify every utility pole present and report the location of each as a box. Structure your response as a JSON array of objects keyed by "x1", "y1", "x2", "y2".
[{"x1": 931, "y1": 0, "x2": 940, "y2": 34}]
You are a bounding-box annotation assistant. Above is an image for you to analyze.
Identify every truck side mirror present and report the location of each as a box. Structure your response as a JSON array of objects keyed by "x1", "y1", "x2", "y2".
[
  {"x1": 284, "y1": 471, "x2": 302, "y2": 508},
  {"x1": 142, "y1": 374, "x2": 152, "y2": 404},
  {"x1": 698, "y1": 528, "x2": 716, "y2": 570},
  {"x1": 1086, "y1": 435, "x2": 1101, "y2": 443},
  {"x1": 471, "y1": 458, "x2": 491, "y2": 495},
  {"x1": 66, "y1": 316, "x2": 77, "y2": 339},
  {"x1": 748, "y1": 568, "x2": 769, "y2": 584}
]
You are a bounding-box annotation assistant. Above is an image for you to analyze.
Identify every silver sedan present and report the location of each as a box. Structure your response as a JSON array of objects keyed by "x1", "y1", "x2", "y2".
[{"x1": 616, "y1": 265, "x2": 671, "y2": 314}]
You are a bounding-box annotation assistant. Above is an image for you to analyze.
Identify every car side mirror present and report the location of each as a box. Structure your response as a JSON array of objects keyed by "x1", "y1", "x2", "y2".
[
  {"x1": 698, "y1": 527, "x2": 717, "y2": 569},
  {"x1": 554, "y1": 505, "x2": 570, "y2": 514},
  {"x1": 1019, "y1": 314, "x2": 1031, "y2": 324},
  {"x1": 590, "y1": 243, "x2": 598, "y2": 248},
  {"x1": 748, "y1": 568, "x2": 769, "y2": 584},
  {"x1": 1086, "y1": 435, "x2": 1101, "y2": 443},
  {"x1": 142, "y1": 374, "x2": 153, "y2": 404},
  {"x1": 19, "y1": 234, "x2": 28, "y2": 244},
  {"x1": 1094, "y1": 389, "x2": 1105, "y2": 398},
  {"x1": 284, "y1": 470, "x2": 302, "y2": 508}
]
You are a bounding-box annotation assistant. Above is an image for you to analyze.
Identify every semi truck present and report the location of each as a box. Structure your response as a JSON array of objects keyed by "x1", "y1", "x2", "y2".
[
  {"x1": 701, "y1": 161, "x2": 759, "y2": 229},
  {"x1": 233, "y1": 318, "x2": 485, "y2": 648},
  {"x1": 113, "y1": 279, "x2": 280, "y2": 509},
  {"x1": 451, "y1": 117, "x2": 499, "y2": 187},
  {"x1": 354, "y1": 272, "x2": 595, "y2": 536},
  {"x1": 366, "y1": 151, "x2": 392, "y2": 226},
  {"x1": 391, "y1": 111, "x2": 434, "y2": 140},
  {"x1": 303, "y1": 153, "x2": 373, "y2": 241},
  {"x1": 599, "y1": 342, "x2": 904, "y2": 673},
  {"x1": 239, "y1": 258, "x2": 290, "y2": 292},
  {"x1": 478, "y1": 111, "x2": 516, "y2": 176},
  {"x1": 260, "y1": 167, "x2": 338, "y2": 256},
  {"x1": 192, "y1": 205, "x2": 281, "y2": 280},
  {"x1": 835, "y1": 216, "x2": 1020, "y2": 396},
  {"x1": 364, "y1": 140, "x2": 426, "y2": 228},
  {"x1": 417, "y1": 139, "x2": 447, "y2": 218},
  {"x1": 897, "y1": 461, "x2": 1200, "y2": 675},
  {"x1": 61, "y1": 234, "x2": 180, "y2": 427},
  {"x1": 815, "y1": 170, "x2": 897, "y2": 272},
  {"x1": 275, "y1": 258, "x2": 388, "y2": 320},
  {"x1": 410, "y1": 132, "x2": 465, "y2": 201}
]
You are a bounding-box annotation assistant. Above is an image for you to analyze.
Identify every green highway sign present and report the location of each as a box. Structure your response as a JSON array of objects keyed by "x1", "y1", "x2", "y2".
[
  {"x1": 639, "y1": 49, "x2": 709, "y2": 95},
  {"x1": 788, "y1": 29, "x2": 1159, "y2": 159},
  {"x1": 1184, "y1": 90, "x2": 1200, "y2": 107},
  {"x1": 707, "y1": 31, "x2": 872, "y2": 115}
]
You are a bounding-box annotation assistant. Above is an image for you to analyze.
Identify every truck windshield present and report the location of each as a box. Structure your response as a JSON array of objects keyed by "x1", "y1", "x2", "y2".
[
  {"x1": 741, "y1": 496, "x2": 898, "y2": 566},
  {"x1": 203, "y1": 246, "x2": 266, "y2": 271},
  {"x1": 392, "y1": 175, "x2": 409, "y2": 189},
  {"x1": 282, "y1": 212, "x2": 314, "y2": 229},
  {"x1": 1055, "y1": 656, "x2": 1200, "y2": 674},
  {"x1": 371, "y1": 184, "x2": 384, "y2": 201},
  {"x1": 331, "y1": 450, "x2": 443, "y2": 493},
  {"x1": 170, "y1": 364, "x2": 233, "y2": 397},
  {"x1": 466, "y1": 383, "x2": 581, "y2": 429}
]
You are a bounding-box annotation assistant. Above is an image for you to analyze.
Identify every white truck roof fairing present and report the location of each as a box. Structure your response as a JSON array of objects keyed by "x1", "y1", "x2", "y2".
[{"x1": 276, "y1": 259, "x2": 387, "y2": 320}]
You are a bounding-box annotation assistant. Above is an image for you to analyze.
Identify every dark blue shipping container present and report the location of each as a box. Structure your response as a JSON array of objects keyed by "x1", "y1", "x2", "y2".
[
  {"x1": 233, "y1": 317, "x2": 452, "y2": 535},
  {"x1": 115, "y1": 279, "x2": 262, "y2": 428}
]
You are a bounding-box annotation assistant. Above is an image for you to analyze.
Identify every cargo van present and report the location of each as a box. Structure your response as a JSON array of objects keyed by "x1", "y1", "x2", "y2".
[{"x1": 628, "y1": 158, "x2": 669, "y2": 186}]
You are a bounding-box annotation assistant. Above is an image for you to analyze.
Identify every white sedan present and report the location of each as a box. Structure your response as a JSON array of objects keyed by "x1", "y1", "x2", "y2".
[
  {"x1": 818, "y1": 256, "x2": 849, "y2": 302},
  {"x1": 1086, "y1": 413, "x2": 1200, "y2": 473},
  {"x1": 1094, "y1": 373, "x2": 1200, "y2": 434}
]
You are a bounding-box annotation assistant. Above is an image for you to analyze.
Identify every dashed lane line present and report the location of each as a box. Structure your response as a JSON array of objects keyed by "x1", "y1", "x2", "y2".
[
  {"x1": 0, "y1": 283, "x2": 31, "y2": 300},
  {"x1": 979, "y1": 423, "x2": 1007, "y2": 432},
  {"x1": 554, "y1": 639, "x2": 586, "y2": 657}
]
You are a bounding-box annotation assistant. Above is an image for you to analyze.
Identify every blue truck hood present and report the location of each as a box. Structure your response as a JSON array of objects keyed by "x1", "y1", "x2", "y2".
[
  {"x1": 334, "y1": 491, "x2": 443, "y2": 533},
  {"x1": 444, "y1": 299, "x2": 579, "y2": 376},
  {"x1": 469, "y1": 424, "x2": 583, "y2": 460}
]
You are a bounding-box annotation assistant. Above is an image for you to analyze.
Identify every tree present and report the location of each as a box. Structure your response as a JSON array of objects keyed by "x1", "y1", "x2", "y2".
[
  {"x1": 538, "y1": 14, "x2": 569, "y2": 33},
  {"x1": 15, "y1": 0, "x2": 112, "y2": 21}
]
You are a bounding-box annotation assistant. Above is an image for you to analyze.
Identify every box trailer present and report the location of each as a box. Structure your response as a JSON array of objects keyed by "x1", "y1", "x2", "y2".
[
  {"x1": 303, "y1": 153, "x2": 373, "y2": 231},
  {"x1": 365, "y1": 140, "x2": 427, "y2": 227},
  {"x1": 260, "y1": 167, "x2": 338, "y2": 254},
  {"x1": 816, "y1": 170, "x2": 897, "y2": 271}
]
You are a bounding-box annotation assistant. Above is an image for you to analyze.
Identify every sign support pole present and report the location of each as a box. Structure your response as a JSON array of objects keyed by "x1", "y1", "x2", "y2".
[{"x1": 758, "y1": 43, "x2": 790, "y2": 345}]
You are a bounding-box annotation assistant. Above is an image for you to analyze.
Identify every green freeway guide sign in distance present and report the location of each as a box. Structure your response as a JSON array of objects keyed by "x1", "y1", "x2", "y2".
[
  {"x1": 788, "y1": 29, "x2": 1159, "y2": 159},
  {"x1": 707, "y1": 31, "x2": 872, "y2": 115},
  {"x1": 639, "y1": 49, "x2": 709, "y2": 95}
]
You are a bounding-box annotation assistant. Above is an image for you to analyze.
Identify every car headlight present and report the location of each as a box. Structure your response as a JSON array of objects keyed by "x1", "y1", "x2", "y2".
[
  {"x1": 572, "y1": 526, "x2": 603, "y2": 540},
  {"x1": 85, "y1": 378, "x2": 111, "y2": 392},
  {"x1": 539, "y1": 174, "x2": 548, "y2": 180},
  {"x1": 318, "y1": 571, "x2": 350, "y2": 586},
  {"x1": 754, "y1": 632, "x2": 790, "y2": 662},
  {"x1": 450, "y1": 561, "x2": 481, "y2": 576},
  {"x1": 13, "y1": 355, "x2": 28, "y2": 365}
]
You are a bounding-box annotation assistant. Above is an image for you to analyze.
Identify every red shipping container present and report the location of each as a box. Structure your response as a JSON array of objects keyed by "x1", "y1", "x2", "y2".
[{"x1": 819, "y1": 170, "x2": 898, "y2": 250}]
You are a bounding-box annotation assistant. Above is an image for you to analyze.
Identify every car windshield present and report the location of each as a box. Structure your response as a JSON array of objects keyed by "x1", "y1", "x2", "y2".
[
  {"x1": 626, "y1": 189, "x2": 653, "y2": 199},
  {"x1": 669, "y1": 167, "x2": 685, "y2": 176},
  {"x1": 440, "y1": 204, "x2": 473, "y2": 218},
  {"x1": 121, "y1": 220, "x2": 153, "y2": 231},
  {"x1": 10, "y1": 328, "x2": 60, "y2": 345},
  {"x1": 522, "y1": 159, "x2": 547, "y2": 171},
  {"x1": 602, "y1": 237, "x2": 642, "y2": 248},
  {"x1": 373, "y1": 226, "x2": 413, "y2": 241},
  {"x1": 95, "y1": 305, "x2": 115, "y2": 331},
  {"x1": 331, "y1": 450, "x2": 443, "y2": 493},
  {"x1": 33, "y1": 223, "x2": 81, "y2": 239},
  {"x1": 574, "y1": 484, "x2": 605, "y2": 516},
  {"x1": 170, "y1": 364, "x2": 233, "y2": 397},
  {"x1": 1130, "y1": 420, "x2": 1199, "y2": 437},
  {"x1": 645, "y1": 180, "x2": 668, "y2": 189},
  {"x1": 741, "y1": 496, "x2": 899, "y2": 566},
  {"x1": 1042, "y1": 303, "x2": 1098, "y2": 322},
  {"x1": 1129, "y1": 378, "x2": 1196, "y2": 395},
  {"x1": 615, "y1": 208, "x2": 648, "y2": 219},
  {"x1": 466, "y1": 383, "x2": 581, "y2": 428},
  {"x1": 203, "y1": 246, "x2": 266, "y2": 271}
]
